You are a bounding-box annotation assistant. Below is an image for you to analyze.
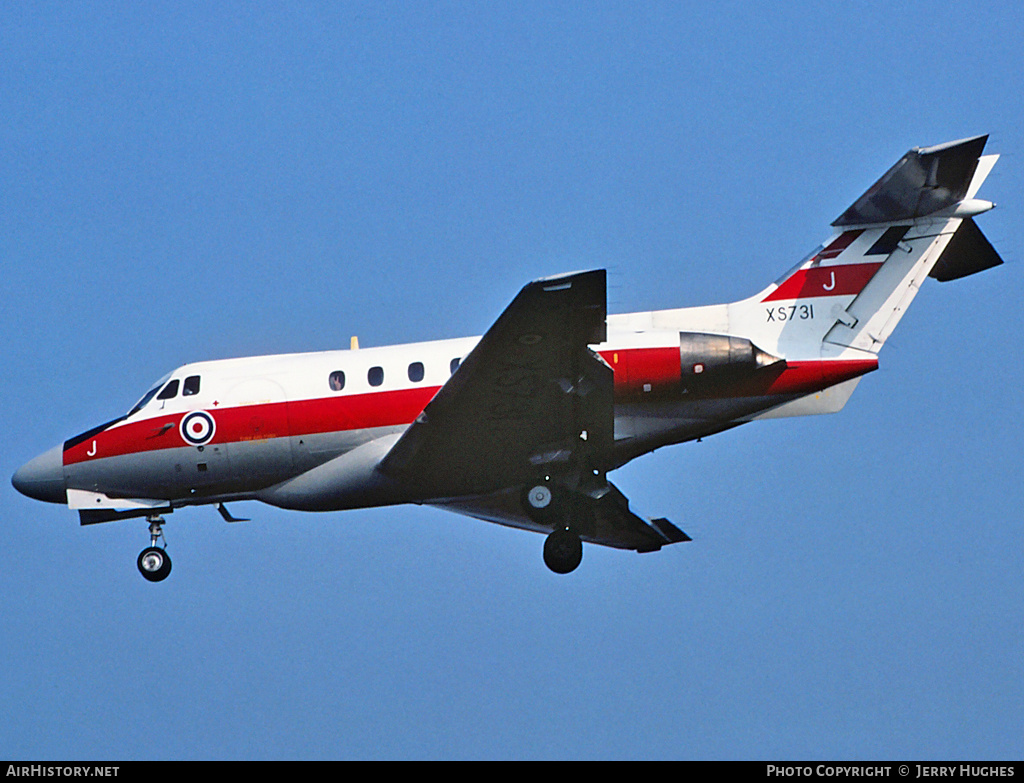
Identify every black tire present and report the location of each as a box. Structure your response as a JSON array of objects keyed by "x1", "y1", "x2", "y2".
[
  {"x1": 543, "y1": 528, "x2": 583, "y2": 574},
  {"x1": 137, "y1": 546, "x2": 172, "y2": 582}
]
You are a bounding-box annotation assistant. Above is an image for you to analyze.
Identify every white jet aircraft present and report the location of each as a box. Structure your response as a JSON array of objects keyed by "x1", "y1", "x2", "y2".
[{"x1": 12, "y1": 135, "x2": 1004, "y2": 580}]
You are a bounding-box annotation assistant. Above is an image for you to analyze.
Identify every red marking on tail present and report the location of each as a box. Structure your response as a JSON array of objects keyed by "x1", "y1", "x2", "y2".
[{"x1": 762, "y1": 262, "x2": 882, "y2": 302}]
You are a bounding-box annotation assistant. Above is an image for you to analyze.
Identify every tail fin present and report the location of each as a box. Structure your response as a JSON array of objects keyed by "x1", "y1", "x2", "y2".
[{"x1": 735, "y1": 135, "x2": 1003, "y2": 358}]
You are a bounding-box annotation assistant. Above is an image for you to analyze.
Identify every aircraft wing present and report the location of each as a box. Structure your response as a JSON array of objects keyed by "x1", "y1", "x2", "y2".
[
  {"x1": 378, "y1": 269, "x2": 689, "y2": 551},
  {"x1": 379, "y1": 269, "x2": 612, "y2": 498}
]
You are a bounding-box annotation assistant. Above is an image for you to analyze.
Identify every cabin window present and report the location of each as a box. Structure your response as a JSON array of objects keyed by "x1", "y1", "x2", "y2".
[
  {"x1": 368, "y1": 366, "x2": 384, "y2": 387},
  {"x1": 183, "y1": 375, "x2": 201, "y2": 396},
  {"x1": 408, "y1": 361, "x2": 424, "y2": 383},
  {"x1": 157, "y1": 379, "x2": 180, "y2": 400},
  {"x1": 329, "y1": 371, "x2": 346, "y2": 391},
  {"x1": 450, "y1": 358, "x2": 461, "y2": 374}
]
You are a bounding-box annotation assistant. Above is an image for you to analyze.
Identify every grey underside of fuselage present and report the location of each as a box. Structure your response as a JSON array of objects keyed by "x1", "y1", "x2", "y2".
[
  {"x1": 66, "y1": 424, "x2": 407, "y2": 511},
  {"x1": 607, "y1": 394, "x2": 794, "y2": 468},
  {"x1": 67, "y1": 393, "x2": 795, "y2": 516}
]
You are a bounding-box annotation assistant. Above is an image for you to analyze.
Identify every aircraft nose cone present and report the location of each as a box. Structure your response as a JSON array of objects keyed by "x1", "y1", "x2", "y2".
[{"x1": 12, "y1": 445, "x2": 67, "y2": 504}]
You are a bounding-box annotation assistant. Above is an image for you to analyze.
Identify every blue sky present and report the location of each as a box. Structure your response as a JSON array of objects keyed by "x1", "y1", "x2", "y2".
[{"x1": 2, "y1": 1, "x2": 1021, "y2": 760}]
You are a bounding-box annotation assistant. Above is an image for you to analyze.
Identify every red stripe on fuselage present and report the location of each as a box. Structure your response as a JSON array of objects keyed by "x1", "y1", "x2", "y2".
[
  {"x1": 701, "y1": 357, "x2": 876, "y2": 400},
  {"x1": 63, "y1": 386, "x2": 443, "y2": 466},
  {"x1": 598, "y1": 347, "x2": 681, "y2": 395},
  {"x1": 62, "y1": 354, "x2": 878, "y2": 465}
]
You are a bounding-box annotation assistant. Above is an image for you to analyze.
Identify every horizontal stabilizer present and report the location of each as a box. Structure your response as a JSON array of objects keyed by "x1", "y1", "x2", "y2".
[
  {"x1": 834, "y1": 135, "x2": 989, "y2": 226},
  {"x1": 928, "y1": 217, "x2": 1004, "y2": 282}
]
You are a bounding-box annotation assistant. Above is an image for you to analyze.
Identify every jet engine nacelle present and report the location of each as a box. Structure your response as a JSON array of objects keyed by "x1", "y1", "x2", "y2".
[{"x1": 678, "y1": 332, "x2": 782, "y2": 393}]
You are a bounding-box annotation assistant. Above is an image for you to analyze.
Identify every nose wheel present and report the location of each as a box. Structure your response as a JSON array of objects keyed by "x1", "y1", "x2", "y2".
[{"x1": 137, "y1": 516, "x2": 172, "y2": 582}]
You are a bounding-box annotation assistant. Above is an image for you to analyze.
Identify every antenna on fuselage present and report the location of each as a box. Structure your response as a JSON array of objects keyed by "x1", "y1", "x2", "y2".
[{"x1": 350, "y1": 336, "x2": 359, "y2": 350}]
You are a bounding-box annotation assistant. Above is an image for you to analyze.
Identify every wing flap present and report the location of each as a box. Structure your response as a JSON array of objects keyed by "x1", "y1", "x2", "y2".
[
  {"x1": 430, "y1": 479, "x2": 690, "y2": 552},
  {"x1": 589, "y1": 482, "x2": 691, "y2": 551}
]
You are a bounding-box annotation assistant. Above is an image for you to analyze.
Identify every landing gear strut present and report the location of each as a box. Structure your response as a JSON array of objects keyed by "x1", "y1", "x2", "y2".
[
  {"x1": 137, "y1": 516, "x2": 172, "y2": 582},
  {"x1": 524, "y1": 480, "x2": 587, "y2": 574}
]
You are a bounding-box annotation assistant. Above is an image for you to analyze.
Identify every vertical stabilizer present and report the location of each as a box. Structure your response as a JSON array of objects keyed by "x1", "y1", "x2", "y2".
[{"x1": 735, "y1": 136, "x2": 1002, "y2": 358}]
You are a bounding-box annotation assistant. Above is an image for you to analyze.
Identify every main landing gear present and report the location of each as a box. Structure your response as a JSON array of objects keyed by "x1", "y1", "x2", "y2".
[
  {"x1": 137, "y1": 515, "x2": 172, "y2": 582},
  {"x1": 543, "y1": 526, "x2": 583, "y2": 574},
  {"x1": 524, "y1": 480, "x2": 585, "y2": 575}
]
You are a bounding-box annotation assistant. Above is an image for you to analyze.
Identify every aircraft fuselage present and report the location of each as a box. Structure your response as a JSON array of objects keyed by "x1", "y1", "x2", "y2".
[{"x1": 33, "y1": 327, "x2": 875, "y2": 520}]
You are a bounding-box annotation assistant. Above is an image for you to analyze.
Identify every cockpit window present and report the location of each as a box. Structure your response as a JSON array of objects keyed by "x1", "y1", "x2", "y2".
[
  {"x1": 157, "y1": 379, "x2": 179, "y2": 400},
  {"x1": 127, "y1": 373, "x2": 172, "y2": 416},
  {"x1": 128, "y1": 386, "x2": 161, "y2": 417},
  {"x1": 183, "y1": 375, "x2": 201, "y2": 396}
]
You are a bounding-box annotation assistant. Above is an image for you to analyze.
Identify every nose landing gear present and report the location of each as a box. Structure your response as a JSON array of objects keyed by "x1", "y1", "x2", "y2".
[{"x1": 137, "y1": 516, "x2": 172, "y2": 582}]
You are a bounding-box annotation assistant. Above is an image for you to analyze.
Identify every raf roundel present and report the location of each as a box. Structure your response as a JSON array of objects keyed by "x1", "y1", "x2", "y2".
[{"x1": 180, "y1": 411, "x2": 216, "y2": 446}]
